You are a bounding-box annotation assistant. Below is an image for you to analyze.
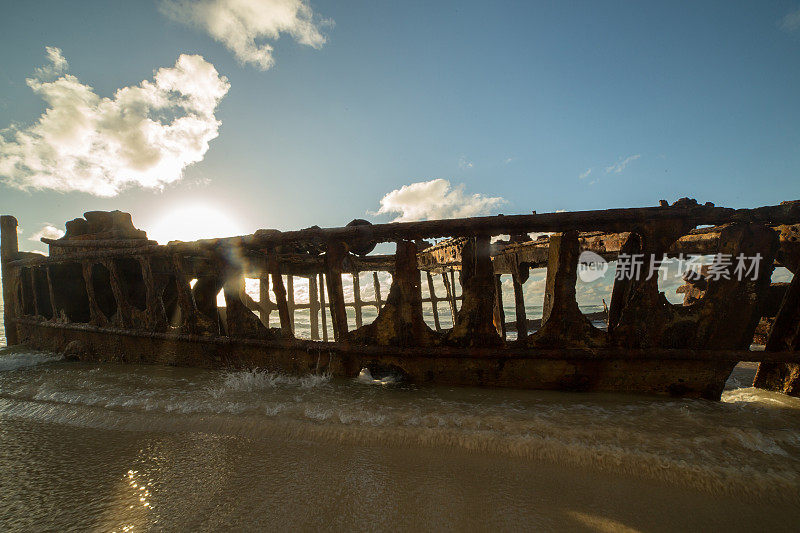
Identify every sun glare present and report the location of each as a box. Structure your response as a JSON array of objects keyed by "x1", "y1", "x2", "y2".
[{"x1": 145, "y1": 204, "x2": 245, "y2": 244}]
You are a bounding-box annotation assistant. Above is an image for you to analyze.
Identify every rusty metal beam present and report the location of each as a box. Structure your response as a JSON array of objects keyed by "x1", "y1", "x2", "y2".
[{"x1": 163, "y1": 201, "x2": 800, "y2": 252}]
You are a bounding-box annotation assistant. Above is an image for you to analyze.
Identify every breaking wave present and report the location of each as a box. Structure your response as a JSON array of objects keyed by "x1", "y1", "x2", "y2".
[
  {"x1": 210, "y1": 369, "x2": 332, "y2": 395},
  {"x1": 0, "y1": 354, "x2": 798, "y2": 504}
]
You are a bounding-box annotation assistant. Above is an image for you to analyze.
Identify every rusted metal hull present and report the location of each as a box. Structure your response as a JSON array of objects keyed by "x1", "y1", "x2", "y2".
[
  {"x1": 4, "y1": 201, "x2": 800, "y2": 400},
  {"x1": 17, "y1": 319, "x2": 741, "y2": 400}
]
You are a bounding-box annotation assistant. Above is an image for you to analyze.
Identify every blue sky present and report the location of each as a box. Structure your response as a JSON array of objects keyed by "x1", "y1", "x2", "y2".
[{"x1": 1, "y1": 1, "x2": 799, "y2": 250}]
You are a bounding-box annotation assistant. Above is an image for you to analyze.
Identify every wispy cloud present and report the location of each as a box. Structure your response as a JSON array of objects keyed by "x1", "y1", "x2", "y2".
[
  {"x1": 579, "y1": 168, "x2": 592, "y2": 179},
  {"x1": 373, "y1": 179, "x2": 506, "y2": 222},
  {"x1": 780, "y1": 7, "x2": 800, "y2": 31},
  {"x1": 160, "y1": 0, "x2": 330, "y2": 70},
  {"x1": 605, "y1": 154, "x2": 641, "y2": 174},
  {"x1": 28, "y1": 223, "x2": 65, "y2": 242},
  {"x1": 33, "y1": 46, "x2": 69, "y2": 78},
  {"x1": 458, "y1": 156, "x2": 473, "y2": 169},
  {"x1": 0, "y1": 47, "x2": 229, "y2": 197}
]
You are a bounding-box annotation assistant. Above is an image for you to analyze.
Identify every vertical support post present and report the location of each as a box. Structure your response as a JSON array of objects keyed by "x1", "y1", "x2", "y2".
[
  {"x1": 512, "y1": 272, "x2": 528, "y2": 339},
  {"x1": 607, "y1": 234, "x2": 641, "y2": 333},
  {"x1": 309, "y1": 274, "x2": 320, "y2": 340},
  {"x1": 259, "y1": 276, "x2": 271, "y2": 326},
  {"x1": 286, "y1": 274, "x2": 295, "y2": 333},
  {"x1": 259, "y1": 277, "x2": 269, "y2": 322},
  {"x1": 350, "y1": 240, "x2": 434, "y2": 346},
  {"x1": 450, "y1": 270, "x2": 458, "y2": 312},
  {"x1": 352, "y1": 272, "x2": 363, "y2": 329},
  {"x1": 46, "y1": 266, "x2": 57, "y2": 321},
  {"x1": 426, "y1": 272, "x2": 442, "y2": 332},
  {"x1": 140, "y1": 256, "x2": 167, "y2": 330},
  {"x1": 172, "y1": 254, "x2": 198, "y2": 331},
  {"x1": 373, "y1": 271, "x2": 383, "y2": 312},
  {"x1": 107, "y1": 259, "x2": 132, "y2": 327},
  {"x1": 1, "y1": 215, "x2": 19, "y2": 345},
  {"x1": 446, "y1": 236, "x2": 501, "y2": 346},
  {"x1": 266, "y1": 253, "x2": 292, "y2": 337},
  {"x1": 36, "y1": 267, "x2": 52, "y2": 318},
  {"x1": 29, "y1": 268, "x2": 39, "y2": 317},
  {"x1": 493, "y1": 273, "x2": 506, "y2": 340},
  {"x1": 754, "y1": 269, "x2": 800, "y2": 396},
  {"x1": 82, "y1": 262, "x2": 105, "y2": 325},
  {"x1": 319, "y1": 272, "x2": 328, "y2": 341},
  {"x1": 220, "y1": 264, "x2": 266, "y2": 338},
  {"x1": 169, "y1": 254, "x2": 217, "y2": 335},
  {"x1": 392, "y1": 240, "x2": 431, "y2": 344},
  {"x1": 442, "y1": 271, "x2": 457, "y2": 324},
  {"x1": 541, "y1": 231, "x2": 579, "y2": 326},
  {"x1": 325, "y1": 241, "x2": 348, "y2": 341},
  {"x1": 192, "y1": 274, "x2": 222, "y2": 327},
  {"x1": 529, "y1": 230, "x2": 602, "y2": 347}
]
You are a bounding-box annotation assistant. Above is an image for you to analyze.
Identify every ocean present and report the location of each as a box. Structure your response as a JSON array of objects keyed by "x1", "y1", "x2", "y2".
[{"x1": 1, "y1": 298, "x2": 799, "y2": 531}]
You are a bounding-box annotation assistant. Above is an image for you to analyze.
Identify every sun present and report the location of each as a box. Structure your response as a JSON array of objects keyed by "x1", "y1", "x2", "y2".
[{"x1": 145, "y1": 203, "x2": 245, "y2": 244}]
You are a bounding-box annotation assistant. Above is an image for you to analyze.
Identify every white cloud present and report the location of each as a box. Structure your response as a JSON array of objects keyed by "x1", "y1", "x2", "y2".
[
  {"x1": 579, "y1": 168, "x2": 592, "y2": 179},
  {"x1": 29, "y1": 223, "x2": 65, "y2": 242},
  {"x1": 780, "y1": 7, "x2": 800, "y2": 31},
  {"x1": 373, "y1": 179, "x2": 507, "y2": 222},
  {"x1": 605, "y1": 154, "x2": 641, "y2": 174},
  {"x1": 34, "y1": 46, "x2": 69, "y2": 79},
  {"x1": 458, "y1": 156, "x2": 473, "y2": 169},
  {"x1": 0, "y1": 48, "x2": 230, "y2": 197},
  {"x1": 160, "y1": 0, "x2": 329, "y2": 70}
]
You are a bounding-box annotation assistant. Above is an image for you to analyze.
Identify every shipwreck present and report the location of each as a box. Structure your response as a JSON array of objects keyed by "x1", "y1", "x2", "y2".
[{"x1": 2, "y1": 198, "x2": 799, "y2": 400}]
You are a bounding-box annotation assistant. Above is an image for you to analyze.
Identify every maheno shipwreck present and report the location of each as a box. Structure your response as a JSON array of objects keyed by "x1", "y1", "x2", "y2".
[{"x1": 2, "y1": 198, "x2": 800, "y2": 400}]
